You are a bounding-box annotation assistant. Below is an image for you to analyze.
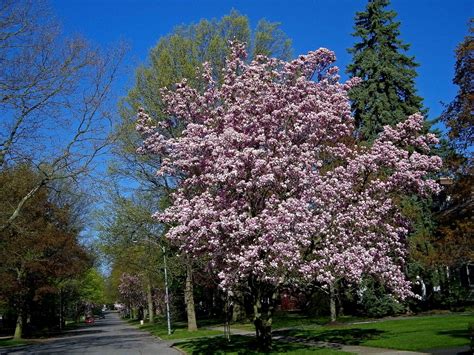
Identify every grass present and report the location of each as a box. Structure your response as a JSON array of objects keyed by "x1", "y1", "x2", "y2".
[
  {"x1": 130, "y1": 312, "x2": 473, "y2": 352},
  {"x1": 232, "y1": 312, "x2": 362, "y2": 331},
  {"x1": 175, "y1": 334, "x2": 352, "y2": 354},
  {"x1": 276, "y1": 313, "x2": 473, "y2": 351},
  {"x1": 0, "y1": 338, "x2": 30, "y2": 348},
  {"x1": 129, "y1": 318, "x2": 223, "y2": 340}
]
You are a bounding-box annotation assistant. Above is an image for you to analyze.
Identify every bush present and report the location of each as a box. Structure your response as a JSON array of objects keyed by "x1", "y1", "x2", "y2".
[{"x1": 357, "y1": 279, "x2": 404, "y2": 318}]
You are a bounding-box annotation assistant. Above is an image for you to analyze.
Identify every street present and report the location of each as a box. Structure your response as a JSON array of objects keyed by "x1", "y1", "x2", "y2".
[{"x1": 0, "y1": 312, "x2": 179, "y2": 355}]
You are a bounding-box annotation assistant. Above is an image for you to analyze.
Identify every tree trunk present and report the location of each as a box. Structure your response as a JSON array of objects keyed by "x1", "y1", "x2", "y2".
[
  {"x1": 14, "y1": 313, "x2": 23, "y2": 340},
  {"x1": 184, "y1": 262, "x2": 198, "y2": 331},
  {"x1": 329, "y1": 282, "x2": 337, "y2": 323},
  {"x1": 146, "y1": 277, "x2": 154, "y2": 323},
  {"x1": 59, "y1": 290, "x2": 64, "y2": 330},
  {"x1": 253, "y1": 287, "x2": 277, "y2": 351},
  {"x1": 232, "y1": 291, "x2": 244, "y2": 323}
]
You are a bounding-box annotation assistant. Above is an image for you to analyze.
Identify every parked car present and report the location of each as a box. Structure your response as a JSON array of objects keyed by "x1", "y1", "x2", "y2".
[{"x1": 85, "y1": 316, "x2": 95, "y2": 324}]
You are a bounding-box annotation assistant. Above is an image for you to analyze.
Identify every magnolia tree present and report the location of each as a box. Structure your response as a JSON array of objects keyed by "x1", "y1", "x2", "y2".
[
  {"x1": 118, "y1": 273, "x2": 145, "y2": 319},
  {"x1": 137, "y1": 42, "x2": 441, "y2": 348}
]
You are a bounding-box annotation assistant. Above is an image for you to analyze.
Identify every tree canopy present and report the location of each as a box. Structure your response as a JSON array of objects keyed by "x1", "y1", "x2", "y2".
[{"x1": 347, "y1": 0, "x2": 424, "y2": 141}]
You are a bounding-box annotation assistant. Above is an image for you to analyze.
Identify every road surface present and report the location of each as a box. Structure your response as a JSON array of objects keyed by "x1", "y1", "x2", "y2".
[{"x1": 0, "y1": 312, "x2": 180, "y2": 355}]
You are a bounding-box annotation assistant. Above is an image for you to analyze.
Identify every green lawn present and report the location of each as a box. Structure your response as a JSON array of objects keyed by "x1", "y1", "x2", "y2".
[
  {"x1": 0, "y1": 338, "x2": 29, "y2": 348},
  {"x1": 232, "y1": 312, "x2": 362, "y2": 331},
  {"x1": 131, "y1": 313, "x2": 472, "y2": 353},
  {"x1": 130, "y1": 319, "x2": 223, "y2": 340},
  {"x1": 277, "y1": 313, "x2": 473, "y2": 351},
  {"x1": 175, "y1": 334, "x2": 352, "y2": 354}
]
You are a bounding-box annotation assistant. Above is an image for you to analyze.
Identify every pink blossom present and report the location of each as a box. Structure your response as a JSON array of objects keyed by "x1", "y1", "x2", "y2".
[{"x1": 137, "y1": 43, "x2": 441, "y2": 300}]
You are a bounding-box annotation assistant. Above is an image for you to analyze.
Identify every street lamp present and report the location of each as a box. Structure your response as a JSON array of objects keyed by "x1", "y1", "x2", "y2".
[{"x1": 161, "y1": 245, "x2": 172, "y2": 336}]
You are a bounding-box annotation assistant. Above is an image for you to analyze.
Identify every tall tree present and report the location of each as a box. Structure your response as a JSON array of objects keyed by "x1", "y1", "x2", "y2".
[
  {"x1": 137, "y1": 43, "x2": 441, "y2": 349},
  {"x1": 347, "y1": 0, "x2": 424, "y2": 141},
  {"x1": 429, "y1": 20, "x2": 474, "y2": 297},
  {"x1": 440, "y1": 19, "x2": 473, "y2": 154},
  {"x1": 0, "y1": 0, "x2": 125, "y2": 230},
  {"x1": 113, "y1": 11, "x2": 293, "y2": 331},
  {"x1": 97, "y1": 192, "x2": 168, "y2": 324},
  {"x1": 0, "y1": 166, "x2": 90, "y2": 339}
]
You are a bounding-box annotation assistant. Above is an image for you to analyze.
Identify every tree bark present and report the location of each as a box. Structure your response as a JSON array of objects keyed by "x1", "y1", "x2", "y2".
[
  {"x1": 59, "y1": 290, "x2": 63, "y2": 330},
  {"x1": 231, "y1": 291, "x2": 244, "y2": 323},
  {"x1": 329, "y1": 282, "x2": 337, "y2": 323},
  {"x1": 253, "y1": 286, "x2": 277, "y2": 351},
  {"x1": 146, "y1": 277, "x2": 154, "y2": 323},
  {"x1": 184, "y1": 262, "x2": 198, "y2": 331},
  {"x1": 13, "y1": 312, "x2": 23, "y2": 340}
]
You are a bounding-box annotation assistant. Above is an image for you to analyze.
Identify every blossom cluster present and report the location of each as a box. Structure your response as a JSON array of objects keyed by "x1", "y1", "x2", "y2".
[
  {"x1": 118, "y1": 273, "x2": 145, "y2": 308},
  {"x1": 137, "y1": 42, "x2": 441, "y2": 298}
]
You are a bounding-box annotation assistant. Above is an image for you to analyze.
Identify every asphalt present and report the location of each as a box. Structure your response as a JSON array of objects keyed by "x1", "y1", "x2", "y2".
[{"x1": 0, "y1": 312, "x2": 180, "y2": 355}]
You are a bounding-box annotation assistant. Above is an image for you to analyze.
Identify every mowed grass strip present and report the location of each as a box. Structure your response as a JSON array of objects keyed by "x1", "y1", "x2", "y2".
[
  {"x1": 130, "y1": 319, "x2": 223, "y2": 340},
  {"x1": 283, "y1": 313, "x2": 473, "y2": 351}
]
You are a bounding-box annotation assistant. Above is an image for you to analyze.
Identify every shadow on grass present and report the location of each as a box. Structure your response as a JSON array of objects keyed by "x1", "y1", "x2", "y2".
[
  {"x1": 273, "y1": 327, "x2": 386, "y2": 345},
  {"x1": 436, "y1": 329, "x2": 469, "y2": 339},
  {"x1": 175, "y1": 334, "x2": 342, "y2": 354}
]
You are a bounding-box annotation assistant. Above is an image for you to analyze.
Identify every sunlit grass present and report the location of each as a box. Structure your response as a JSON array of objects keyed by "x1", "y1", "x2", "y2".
[{"x1": 280, "y1": 313, "x2": 473, "y2": 351}]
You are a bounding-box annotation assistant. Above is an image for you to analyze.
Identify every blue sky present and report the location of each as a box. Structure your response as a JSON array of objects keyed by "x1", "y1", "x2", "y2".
[{"x1": 52, "y1": 0, "x2": 472, "y2": 120}]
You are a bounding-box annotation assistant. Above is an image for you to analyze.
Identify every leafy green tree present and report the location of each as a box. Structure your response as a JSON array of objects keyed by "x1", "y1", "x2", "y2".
[
  {"x1": 0, "y1": 166, "x2": 90, "y2": 339},
  {"x1": 429, "y1": 21, "x2": 473, "y2": 308},
  {"x1": 347, "y1": 0, "x2": 424, "y2": 141},
  {"x1": 97, "y1": 192, "x2": 170, "y2": 323},
  {"x1": 79, "y1": 268, "x2": 106, "y2": 306}
]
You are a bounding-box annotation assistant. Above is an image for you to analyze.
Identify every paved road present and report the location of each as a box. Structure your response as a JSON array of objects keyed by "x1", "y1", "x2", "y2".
[{"x1": 0, "y1": 312, "x2": 180, "y2": 355}]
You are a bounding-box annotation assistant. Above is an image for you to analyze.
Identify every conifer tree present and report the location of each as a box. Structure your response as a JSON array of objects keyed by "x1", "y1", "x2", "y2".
[
  {"x1": 347, "y1": 0, "x2": 424, "y2": 141},
  {"x1": 347, "y1": 0, "x2": 436, "y2": 315}
]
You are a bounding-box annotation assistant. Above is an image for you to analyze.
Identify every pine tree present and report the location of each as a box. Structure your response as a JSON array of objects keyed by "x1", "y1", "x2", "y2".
[
  {"x1": 347, "y1": 0, "x2": 435, "y2": 315},
  {"x1": 347, "y1": 0, "x2": 424, "y2": 141}
]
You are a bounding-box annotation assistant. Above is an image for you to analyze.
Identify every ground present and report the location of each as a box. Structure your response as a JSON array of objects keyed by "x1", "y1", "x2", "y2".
[{"x1": 0, "y1": 311, "x2": 471, "y2": 354}]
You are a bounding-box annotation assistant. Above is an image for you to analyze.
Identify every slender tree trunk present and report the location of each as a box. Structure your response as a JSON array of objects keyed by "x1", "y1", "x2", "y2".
[
  {"x1": 253, "y1": 286, "x2": 277, "y2": 351},
  {"x1": 14, "y1": 312, "x2": 23, "y2": 340},
  {"x1": 329, "y1": 282, "x2": 337, "y2": 323},
  {"x1": 184, "y1": 262, "x2": 197, "y2": 331},
  {"x1": 146, "y1": 277, "x2": 154, "y2": 323},
  {"x1": 232, "y1": 291, "x2": 244, "y2": 323},
  {"x1": 59, "y1": 290, "x2": 63, "y2": 330}
]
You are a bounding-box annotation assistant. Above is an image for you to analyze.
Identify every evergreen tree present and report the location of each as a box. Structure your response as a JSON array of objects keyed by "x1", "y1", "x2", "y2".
[
  {"x1": 347, "y1": 0, "x2": 438, "y2": 315},
  {"x1": 347, "y1": 0, "x2": 424, "y2": 141}
]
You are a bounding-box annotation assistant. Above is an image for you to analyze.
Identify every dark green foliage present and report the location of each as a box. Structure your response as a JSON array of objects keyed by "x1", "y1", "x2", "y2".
[
  {"x1": 356, "y1": 279, "x2": 404, "y2": 318},
  {"x1": 0, "y1": 166, "x2": 92, "y2": 337},
  {"x1": 440, "y1": 19, "x2": 473, "y2": 153},
  {"x1": 347, "y1": 0, "x2": 424, "y2": 141}
]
